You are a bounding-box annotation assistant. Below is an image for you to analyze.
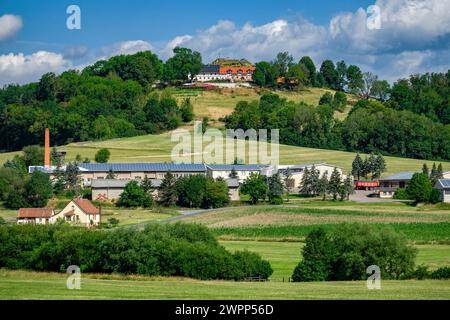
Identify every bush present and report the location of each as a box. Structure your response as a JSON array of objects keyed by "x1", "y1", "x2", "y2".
[
  {"x1": 0, "y1": 222, "x2": 272, "y2": 281},
  {"x1": 393, "y1": 188, "x2": 410, "y2": 200},
  {"x1": 292, "y1": 223, "x2": 417, "y2": 282},
  {"x1": 95, "y1": 148, "x2": 110, "y2": 163},
  {"x1": 431, "y1": 267, "x2": 450, "y2": 279}
]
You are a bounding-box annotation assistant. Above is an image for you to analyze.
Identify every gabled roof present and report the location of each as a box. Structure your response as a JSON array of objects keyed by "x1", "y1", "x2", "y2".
[
  {"x1": 72, "y1": 199, "x2": 99, "y2": 215},
  {"x1": 78, "y1": 163, "x2": 207, "y2": 172},
  {"x1": 18, "y1": 208, "x2": 53, "y2": 219},
  {"x1": 379, "y1": 172, "x2": 415, "y2": 181},
  {"x1": 436, "y1": 179, "x2": 450, "y2": 189}
]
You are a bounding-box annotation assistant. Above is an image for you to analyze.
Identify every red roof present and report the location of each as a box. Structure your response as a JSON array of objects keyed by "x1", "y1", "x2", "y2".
[
  {"x1": 18, "y1": 208, "x2": 53, "y2": 219},
  {"x1": 64, "y1": 210, "x2": 75, "y2": 217},
  {"x1": 219, "y1": 66, "x2": 255, "y2": 75},
  {"x1": 73, "y1": 199, "x2": 99, "y2": 215}
]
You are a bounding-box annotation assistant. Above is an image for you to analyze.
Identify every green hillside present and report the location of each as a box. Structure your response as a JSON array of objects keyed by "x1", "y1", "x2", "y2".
[{"x1": 1, "y1": 126, "x2": 446, "y2": 176}]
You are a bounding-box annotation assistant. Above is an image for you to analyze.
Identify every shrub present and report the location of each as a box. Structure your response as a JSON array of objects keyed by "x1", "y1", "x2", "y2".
[
  {"x1": 233, "y1": 250, "x2": 273, "y2": 280},
  {"x1": 292, "y1": 223, "x2": 417, "y2": 282},
  {"x1": 292, "y1": 228, "x2": 334, "y2": 282},
  {"x1": 94, "y1": 148, "x2": 110, "y2": 163},
  {"x1": 431, "y1": 267, "x2": 450, "y2": 279},
  {"x1": 393, "y1": 188, "x2": 410, "y2": 200}
]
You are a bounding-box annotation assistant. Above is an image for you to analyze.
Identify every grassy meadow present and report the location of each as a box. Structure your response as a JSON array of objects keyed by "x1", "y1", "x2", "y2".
[{"x1": 1, "y1": 269, "x2": 449, "y2": 300}]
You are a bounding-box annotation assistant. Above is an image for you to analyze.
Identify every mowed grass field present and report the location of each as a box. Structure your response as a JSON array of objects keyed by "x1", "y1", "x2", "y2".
[
  {"x1": 1, "y1": 269, "x2": 449, "y2": 300},
  {"x1": 1, "y1": 127, "x2": 447, "y2": 176},
  {"x1": 171, "y1": 87, "x2": 356, "y2": 121}
]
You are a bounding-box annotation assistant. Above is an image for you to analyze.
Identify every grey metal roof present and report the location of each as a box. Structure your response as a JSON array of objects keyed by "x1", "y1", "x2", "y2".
[
  {"x1": 206, "y1": 164, "x2": 269, "y2": 171},
  {"x1": 436, "y1": 179, "x2": 450, "y2": 189},
  {"x1": 200, "y1": 65, "x2": 220, "y2": 73},
  {"x1": 379, "y1": 172, "x2": 415, "y2": 181},
  {"x1": 79, "y1": 163, "x2": 206, "y2": 172},
  {"x1": 91, "y1": 179, "x2": 163, "y2": 188}
]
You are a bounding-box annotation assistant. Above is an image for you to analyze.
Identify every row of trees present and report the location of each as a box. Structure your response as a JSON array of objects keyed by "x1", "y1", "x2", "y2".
[
  {"x1": 351, "y1": 153, "x2": 386, "y2": 181},
  {"x1": 253, "y1": 52, "x2": 390, "y2": 98},
  {"x1": 224, "y1": 93, "x2": 450, "y2": 161},
  {"x1": 300, "y1": 167, "x2": 354, "y2": 201},
  {"x1": 0, "y1": 222, "x2": 273, "y2": 280}
]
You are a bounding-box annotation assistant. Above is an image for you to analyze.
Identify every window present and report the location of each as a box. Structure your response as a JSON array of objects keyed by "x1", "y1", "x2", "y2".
[{"x1": 445, "y1": 190, "x2": 450, "y2": 195}]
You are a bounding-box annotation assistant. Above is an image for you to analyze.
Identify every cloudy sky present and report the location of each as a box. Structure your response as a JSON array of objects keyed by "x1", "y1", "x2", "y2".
[{"x1": 0, "y1": 0, "x2": 449, "y2": 86}]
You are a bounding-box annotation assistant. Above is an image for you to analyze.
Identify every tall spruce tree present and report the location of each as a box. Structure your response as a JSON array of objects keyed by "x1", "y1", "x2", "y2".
[
  {"x1": 318, "y1": 172, "x2": 329, "y2": 201},
  {"x1": 328, "y1": 168, "x2": 342, "y2": 200},
  {"x1": 351, "y1": 154, "x2": 364, "y2": 181},
  {"x1": 422, "y1": 163, "x2": 430, "y2": 176},
  {"x1": 158, "y1": 171, "x2": 177, "y2": 207},
  {"x1": 268, "y1": 173, "x2": 284, "y2": 204},
  {"x1": 300, "y1": 167, "x2": 311, "y2": 195},
  {"x1": 310, "y1": 165, "x2": 320, "y2": 196}
]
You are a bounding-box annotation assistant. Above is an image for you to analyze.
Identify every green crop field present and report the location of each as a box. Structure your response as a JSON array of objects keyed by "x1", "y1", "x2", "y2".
[
  {"x1": 176, "y1": 201, "x2": 450, "y2": 242},
  {"x1": 1, "y1": 269, "x2": 449, "y2": 300}
]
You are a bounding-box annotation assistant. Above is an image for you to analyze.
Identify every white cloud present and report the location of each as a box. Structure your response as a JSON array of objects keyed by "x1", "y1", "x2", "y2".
[
  {"x1": 329, "y1": 0, "x2": 450, "y2": 53},
  {"x1": 165, "y1": 19, "x2": 327, "y2": 63},
  {"x1": 100, "y1": 40, "x2": 153, "y2": 59},
  {"x1": 0, "y1": 14, "x2": 22, "y2": 40},
  {"x1": 0, "y1": 51, "x2": 70, "y2": 86}
]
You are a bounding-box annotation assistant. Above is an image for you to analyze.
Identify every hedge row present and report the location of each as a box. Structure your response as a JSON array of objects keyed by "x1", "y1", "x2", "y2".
[{"x1": 0, "y1": 222, "x2": 272, "y2": 281}]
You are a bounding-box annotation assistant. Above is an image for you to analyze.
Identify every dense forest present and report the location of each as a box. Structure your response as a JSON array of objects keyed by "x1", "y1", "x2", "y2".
[
  {"x1": 0, "y1": 48, "x2": 200, "y2": 151},
  {"x1": 0, "y1": 48, "x2": 448, "y2": 161},
  {"x1": 224, "y1": 93, "x2": 450, "y2": 161}
]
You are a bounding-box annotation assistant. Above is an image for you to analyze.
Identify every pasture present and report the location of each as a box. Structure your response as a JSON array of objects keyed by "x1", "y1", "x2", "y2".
[{"x1": 1, "y1": 269, "x2": 449, "y2": 300}]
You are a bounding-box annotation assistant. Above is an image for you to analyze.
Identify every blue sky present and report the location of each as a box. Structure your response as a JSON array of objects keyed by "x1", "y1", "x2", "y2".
[{"x1": 0, "y1": 0, "x2": 449, "y2": 85}]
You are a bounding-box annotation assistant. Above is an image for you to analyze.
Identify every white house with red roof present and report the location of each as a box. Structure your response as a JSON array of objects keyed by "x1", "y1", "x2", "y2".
[
  {"x1": 51, "y1": 199, "x2": 101, "y2": 227},
  {"x1": 18, "y1": 199, "x2": 101, "y2": 227}
]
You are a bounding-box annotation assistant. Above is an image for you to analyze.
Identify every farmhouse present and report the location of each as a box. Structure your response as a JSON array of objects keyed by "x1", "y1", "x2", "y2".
[
  {"x1": 378, "y1": 172, "x2": 414, "y2": 198},
  {"x1": 17, "y1": 208, "x2": 54, "y2": 225},
  {"x1": 435, "y1": 179, "x2": 450, "y2": 203},
  {"x1": 51, "y1": 199, "x2": 101, "y2": 227},
  {"x1": 193, "y1": 58, "x2": 256, "y2": 82},
  {"x1": 18, "y1": 199, "x2": 101, "y2": 227}
]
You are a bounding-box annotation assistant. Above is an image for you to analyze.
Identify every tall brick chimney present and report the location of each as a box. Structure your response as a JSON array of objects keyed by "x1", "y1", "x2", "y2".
[{"x1": 44, "y1": 128, "x2": 51, "y2": 168}]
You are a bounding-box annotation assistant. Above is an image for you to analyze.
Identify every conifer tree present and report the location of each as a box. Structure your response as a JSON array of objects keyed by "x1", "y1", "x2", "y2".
[{"x1": 328, "y1": 168, "x2": 342, "y2": 200}]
